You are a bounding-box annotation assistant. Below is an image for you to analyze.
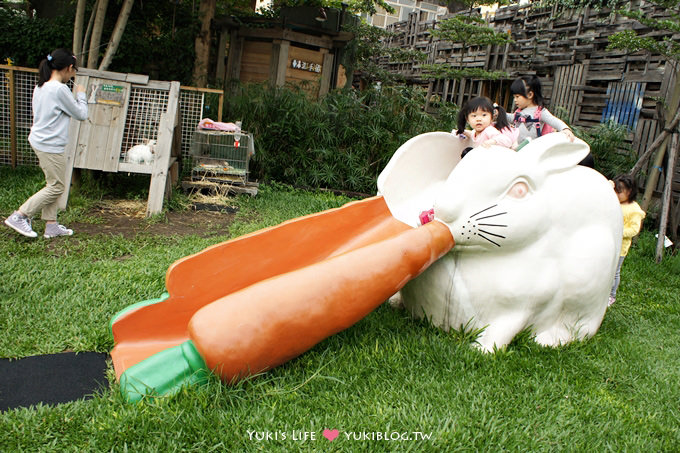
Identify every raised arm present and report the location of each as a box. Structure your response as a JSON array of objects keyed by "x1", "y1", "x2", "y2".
[{"x1": 57, "y1": 84, "x2": 88, "y2": 121}]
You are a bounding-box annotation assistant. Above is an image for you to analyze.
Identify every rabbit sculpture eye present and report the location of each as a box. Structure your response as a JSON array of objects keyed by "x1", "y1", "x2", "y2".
[
  {"x1": 379, "y1": 132, "x2": 623, "y2": 352},
  {"x1": 506, "y1": 180, "x2": 529, "y2": 199}
]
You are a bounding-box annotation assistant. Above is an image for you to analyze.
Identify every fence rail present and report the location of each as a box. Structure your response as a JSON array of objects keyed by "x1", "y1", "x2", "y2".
[{"x1": 0, "y1": 64, "x2": 224, "y2": 172}]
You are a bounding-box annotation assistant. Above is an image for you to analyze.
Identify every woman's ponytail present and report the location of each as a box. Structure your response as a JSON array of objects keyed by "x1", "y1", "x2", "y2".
[
  {"x1": 37, "y1": 49, "x2": 77, "y2": 87},
  {"x1": 37, "y1": 57, "x2": 52, "y2": 87}
]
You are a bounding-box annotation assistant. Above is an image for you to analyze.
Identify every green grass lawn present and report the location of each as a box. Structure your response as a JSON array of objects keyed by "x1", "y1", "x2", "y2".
[{"x1": 1, "y1": 166, "x2": 679, "y2": 452}]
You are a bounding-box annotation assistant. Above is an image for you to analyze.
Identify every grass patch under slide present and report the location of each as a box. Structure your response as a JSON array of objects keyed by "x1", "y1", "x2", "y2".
[{"x1": 1, "y1": 167, "x2": 679, "y2": 451}]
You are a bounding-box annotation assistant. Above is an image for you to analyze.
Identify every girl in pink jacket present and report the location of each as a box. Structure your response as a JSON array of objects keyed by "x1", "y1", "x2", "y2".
[{"x1": 455, "y1": 97, "x2": 518, "y2": 155}]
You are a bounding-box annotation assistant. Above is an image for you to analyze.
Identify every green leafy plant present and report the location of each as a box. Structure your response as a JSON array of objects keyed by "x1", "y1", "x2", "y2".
[
  {"x1": 421, "y1": 5, "x2": 512, "y2": 82},
  {"x1": 575, "y1": 120, "x2": 636, "y2": 179},
  {"x1": 607, "y1": 0, "x2": 680, "y2": 71},
  {"x1": 343, "y1": 21, "x2": 428, "y2": 86},
  {"x1": 224, "y1": 83, "x2": 455, "y2": 193}
]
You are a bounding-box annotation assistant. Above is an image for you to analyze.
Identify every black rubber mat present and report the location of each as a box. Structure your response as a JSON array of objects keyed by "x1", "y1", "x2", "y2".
[{"x1": 0, "y1": 352, "x2": 109, "y2": 411}]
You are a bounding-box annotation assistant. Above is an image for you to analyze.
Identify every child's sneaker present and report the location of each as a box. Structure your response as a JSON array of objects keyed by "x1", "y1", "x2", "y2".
[
  {"x1": 608, "y1": 296, "x2": 616, "y2": 307},
  {"x1": 4, "y1": 211, "x2": 38, "y2": 238},
  {"x1": 44, "y1": 223, "x2": 74, "y2": 238}
]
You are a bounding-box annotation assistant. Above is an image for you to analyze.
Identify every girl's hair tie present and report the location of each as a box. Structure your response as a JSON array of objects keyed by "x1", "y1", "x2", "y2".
[
  {"x1": 493, "y1": 103, "x2": 499, "y2": 108},
  {"x1": 47, "y1": 54, "x2": 53, "y2": 61}
]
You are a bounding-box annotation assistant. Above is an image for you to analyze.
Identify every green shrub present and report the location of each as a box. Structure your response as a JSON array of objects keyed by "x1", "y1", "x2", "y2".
[
  {"x1": 224, "y1": 83, "x2": 456, "y2": 193},
  {"x1": 0, "y1": 3, "x2": 198, "y2": 85},
  {"x1": 0, "y1": 8, "x2": 73, "y2": 67},
  {"x1": 576, "y1": 120, "x2": 637, "y2": 179}
]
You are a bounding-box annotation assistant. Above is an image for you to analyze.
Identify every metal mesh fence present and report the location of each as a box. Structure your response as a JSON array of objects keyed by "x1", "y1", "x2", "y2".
[
  {"x1": 0, "y1": 66, "x2": 39, "y2": 166},
  {"x1": 0, "y1": 68, "x2": 10, "y2": 166},
  {"x1": 121, "y1": 87, "x2": 170, "y2": 162},
  {"x1": 180, "y1": 88, "x2": 223, "y2": 174},
  {"x1": 14, "y1": 70, "x2": 38, "y2": 166},
  {"x1": 190, "y1": 129, "x2": 251, "y2": 184},
  {"x1": 0, "y1": 65, "x2": 223, "y2": 172},
  {"x1": 179, "y1": 90, "x2": 205, "y2": 168}
]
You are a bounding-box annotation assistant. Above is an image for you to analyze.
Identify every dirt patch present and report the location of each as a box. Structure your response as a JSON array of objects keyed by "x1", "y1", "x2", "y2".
[{"x1": 70, "y1": 199, "x2": 238, "y2": 239}]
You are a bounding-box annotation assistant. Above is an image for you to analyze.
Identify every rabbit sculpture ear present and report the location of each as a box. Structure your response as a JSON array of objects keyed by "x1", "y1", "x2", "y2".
[
  {"x1": 522, "y1": 134, "x2": 590, "y2": 176},
  {"x1": 377, "y1": 132, "x2": 471, "y2": 227}
]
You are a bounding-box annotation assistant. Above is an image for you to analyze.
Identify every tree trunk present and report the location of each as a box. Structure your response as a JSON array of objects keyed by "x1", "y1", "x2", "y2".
[
  {"x1": 87, "y1": 0, "x2": 110, "y2": 69},
  {"x1": 656, "y1": 133, "x2": 679, "y2": 262},
  {"x1": 82, "y1": 0, "x2": 99, "y2": 63},
  {"x1": 98, "y1": 0, "x2": 135, "y2": 71},
  {"x1": 192, "y1": 0, "x2": 216, "y2": 88},
  {"x1": 73, "y1": 0, "x2": 87, "y2": 60}
]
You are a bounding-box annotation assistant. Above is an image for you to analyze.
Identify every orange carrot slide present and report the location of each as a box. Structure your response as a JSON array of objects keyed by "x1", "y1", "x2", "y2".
[
  {"x1": 113, "y1": 197, "x2": 454, "y2": 401},
  {"x1": 111, "y1": 196, "x2": 410, "y2": 378},
  {"x1": 189, "y1": 220, "x2": 454, "y2": 382}
]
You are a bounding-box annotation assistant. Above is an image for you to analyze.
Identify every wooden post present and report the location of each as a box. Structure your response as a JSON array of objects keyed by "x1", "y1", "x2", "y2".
[
  {"x1": 217, "y1": 91, "x2": 224, "y2": 122},
  {"x1": 224, "y1": 31, "x2": 244, "y2": 93},
  {"x1": 318, "y1": 50, "x2": 334, "y2": 98},
  {"x1": 269, "y1": 39, "x2": 290, "y2": 87},
  {"x1": 215, "y1": 29, "x2": 229, "y2": 83},
  {"x1": 8, "y1": 67, "x2": 17, "y2": 168},
  {"x1": 147, "y1": 82, "x2": 180, "y2": 217},
  {"x1": 656, "y1": 133, "x2": 678, "y2": 262},
  {"x1": 640, "y1": 136, "x2": 669, "y2": 213},
  {"x1": 58, "y1": 74, "x2": 90, "y2": 211}
]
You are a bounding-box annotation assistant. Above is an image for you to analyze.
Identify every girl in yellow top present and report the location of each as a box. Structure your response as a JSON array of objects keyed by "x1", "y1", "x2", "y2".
[{"x1": 609, "y1": 174, "x2": 646, "y2": 306}]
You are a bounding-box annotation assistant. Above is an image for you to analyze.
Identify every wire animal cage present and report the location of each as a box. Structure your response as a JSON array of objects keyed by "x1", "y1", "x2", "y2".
[
  {"x1": 57, "y1": 68, "x2": 182, "y2": 216},
  {"x1": 190, "y1": 129, "x2": 251, "y2": 184}
]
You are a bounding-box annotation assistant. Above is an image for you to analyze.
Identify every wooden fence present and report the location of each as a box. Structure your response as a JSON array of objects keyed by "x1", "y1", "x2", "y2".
[{"x1": 0, "y1": 64, "x2": 224, "y2": 172}]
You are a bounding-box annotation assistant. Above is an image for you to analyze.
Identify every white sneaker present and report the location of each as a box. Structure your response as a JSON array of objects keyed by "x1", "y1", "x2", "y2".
[
  {"x1": 4, "y1": 211, "x2": 38, "y2": 238},
  {"x1": 608, "y1": 296, "x2": 616, "y2": 307},
  {"x1": 44, "y1": 223, "x2": 74, "y2": 238}
]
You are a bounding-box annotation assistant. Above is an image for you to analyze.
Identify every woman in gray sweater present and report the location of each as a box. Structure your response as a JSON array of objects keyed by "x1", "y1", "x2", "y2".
[{"x1": 5, "y1": 48, "x2": 88, "y2": 238}]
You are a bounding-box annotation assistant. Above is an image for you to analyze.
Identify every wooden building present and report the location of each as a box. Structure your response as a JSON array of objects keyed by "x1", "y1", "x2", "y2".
[{"x1": 217, "y1": 7, "x2": 358, "y2": 98}]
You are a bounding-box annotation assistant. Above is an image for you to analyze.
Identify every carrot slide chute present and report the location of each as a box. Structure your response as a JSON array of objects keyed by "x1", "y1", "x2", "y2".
[
  {"x1": 111, "y1": 196, "x2": 408, "y2": 379},
  {"x1": 118, "y1": 219, "x2": 453, "y2": 401},
  {"x1": 190, "y1": 219, "x2": 454, "y2": 382}
]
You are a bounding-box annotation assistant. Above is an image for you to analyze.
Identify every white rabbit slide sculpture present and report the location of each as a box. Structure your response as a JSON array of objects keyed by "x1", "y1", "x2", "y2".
[{"x1": 378, "y1": 132, "x2": 622, "y2": 352}]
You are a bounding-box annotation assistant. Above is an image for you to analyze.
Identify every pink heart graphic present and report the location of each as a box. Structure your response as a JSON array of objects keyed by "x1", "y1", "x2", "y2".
[{"x1": 323, "y1": 429, "x2": 339, "y2": 441}]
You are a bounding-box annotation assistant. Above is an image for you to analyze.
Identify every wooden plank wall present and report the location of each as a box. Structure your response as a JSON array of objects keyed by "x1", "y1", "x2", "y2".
[
  {"x1": 382, "y1": 2, "x2": 673, "y2": 151},
  {"x1": 381, "y1": 0, "x2": 680, "y2": 220},
  {"x1": 240, "y1": 41, "x2": 273, "y2": 83}
]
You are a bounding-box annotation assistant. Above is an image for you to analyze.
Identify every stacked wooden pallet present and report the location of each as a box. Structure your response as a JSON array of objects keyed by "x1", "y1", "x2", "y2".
[
  {"x1": 381, "y1": 1, "x2": 680, "y2": 242},
  {"x1": 382, "y1": 2, "x2": 676, "y2": 153}
]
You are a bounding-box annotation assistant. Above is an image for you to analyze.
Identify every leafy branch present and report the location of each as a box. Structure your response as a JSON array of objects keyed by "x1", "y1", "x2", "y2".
[
  {"x1": 423, "y1": 12, "x2": 512, "y2": 81},
  {"x1": 420, "y1": 65, "x2": 508, "y2": 80}
]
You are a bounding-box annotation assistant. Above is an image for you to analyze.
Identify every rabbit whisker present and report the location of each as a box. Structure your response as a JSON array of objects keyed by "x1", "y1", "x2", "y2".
[
  {"x1": 478, "y1": 223, "x2": 507, "y2": 227},
  {"x1": 478, "y1": 234, "x2": 501, "y2": 247},
  {"x1": 470, "y1": 205, "x2": 498, "y2": 219},
  {"x1": 478, "y1": 229, "x2": 505, "y2": 239},
  {"x1": 476, "y1": 212, "x2": 507, "y2": 221}
]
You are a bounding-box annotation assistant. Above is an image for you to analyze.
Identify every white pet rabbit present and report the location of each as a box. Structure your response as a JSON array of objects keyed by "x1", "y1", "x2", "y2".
[
  {"x1": 127, "y1": 139, "x2": 156, "y2": 164},
  {"x1": 386, "y1": 133, "x2": 622, "y2": 352}
]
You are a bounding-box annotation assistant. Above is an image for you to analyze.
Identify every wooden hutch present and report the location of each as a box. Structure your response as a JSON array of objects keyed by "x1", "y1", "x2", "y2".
[{"x1": 217, "y1": 7, "x2": 358, "y2": 98}]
